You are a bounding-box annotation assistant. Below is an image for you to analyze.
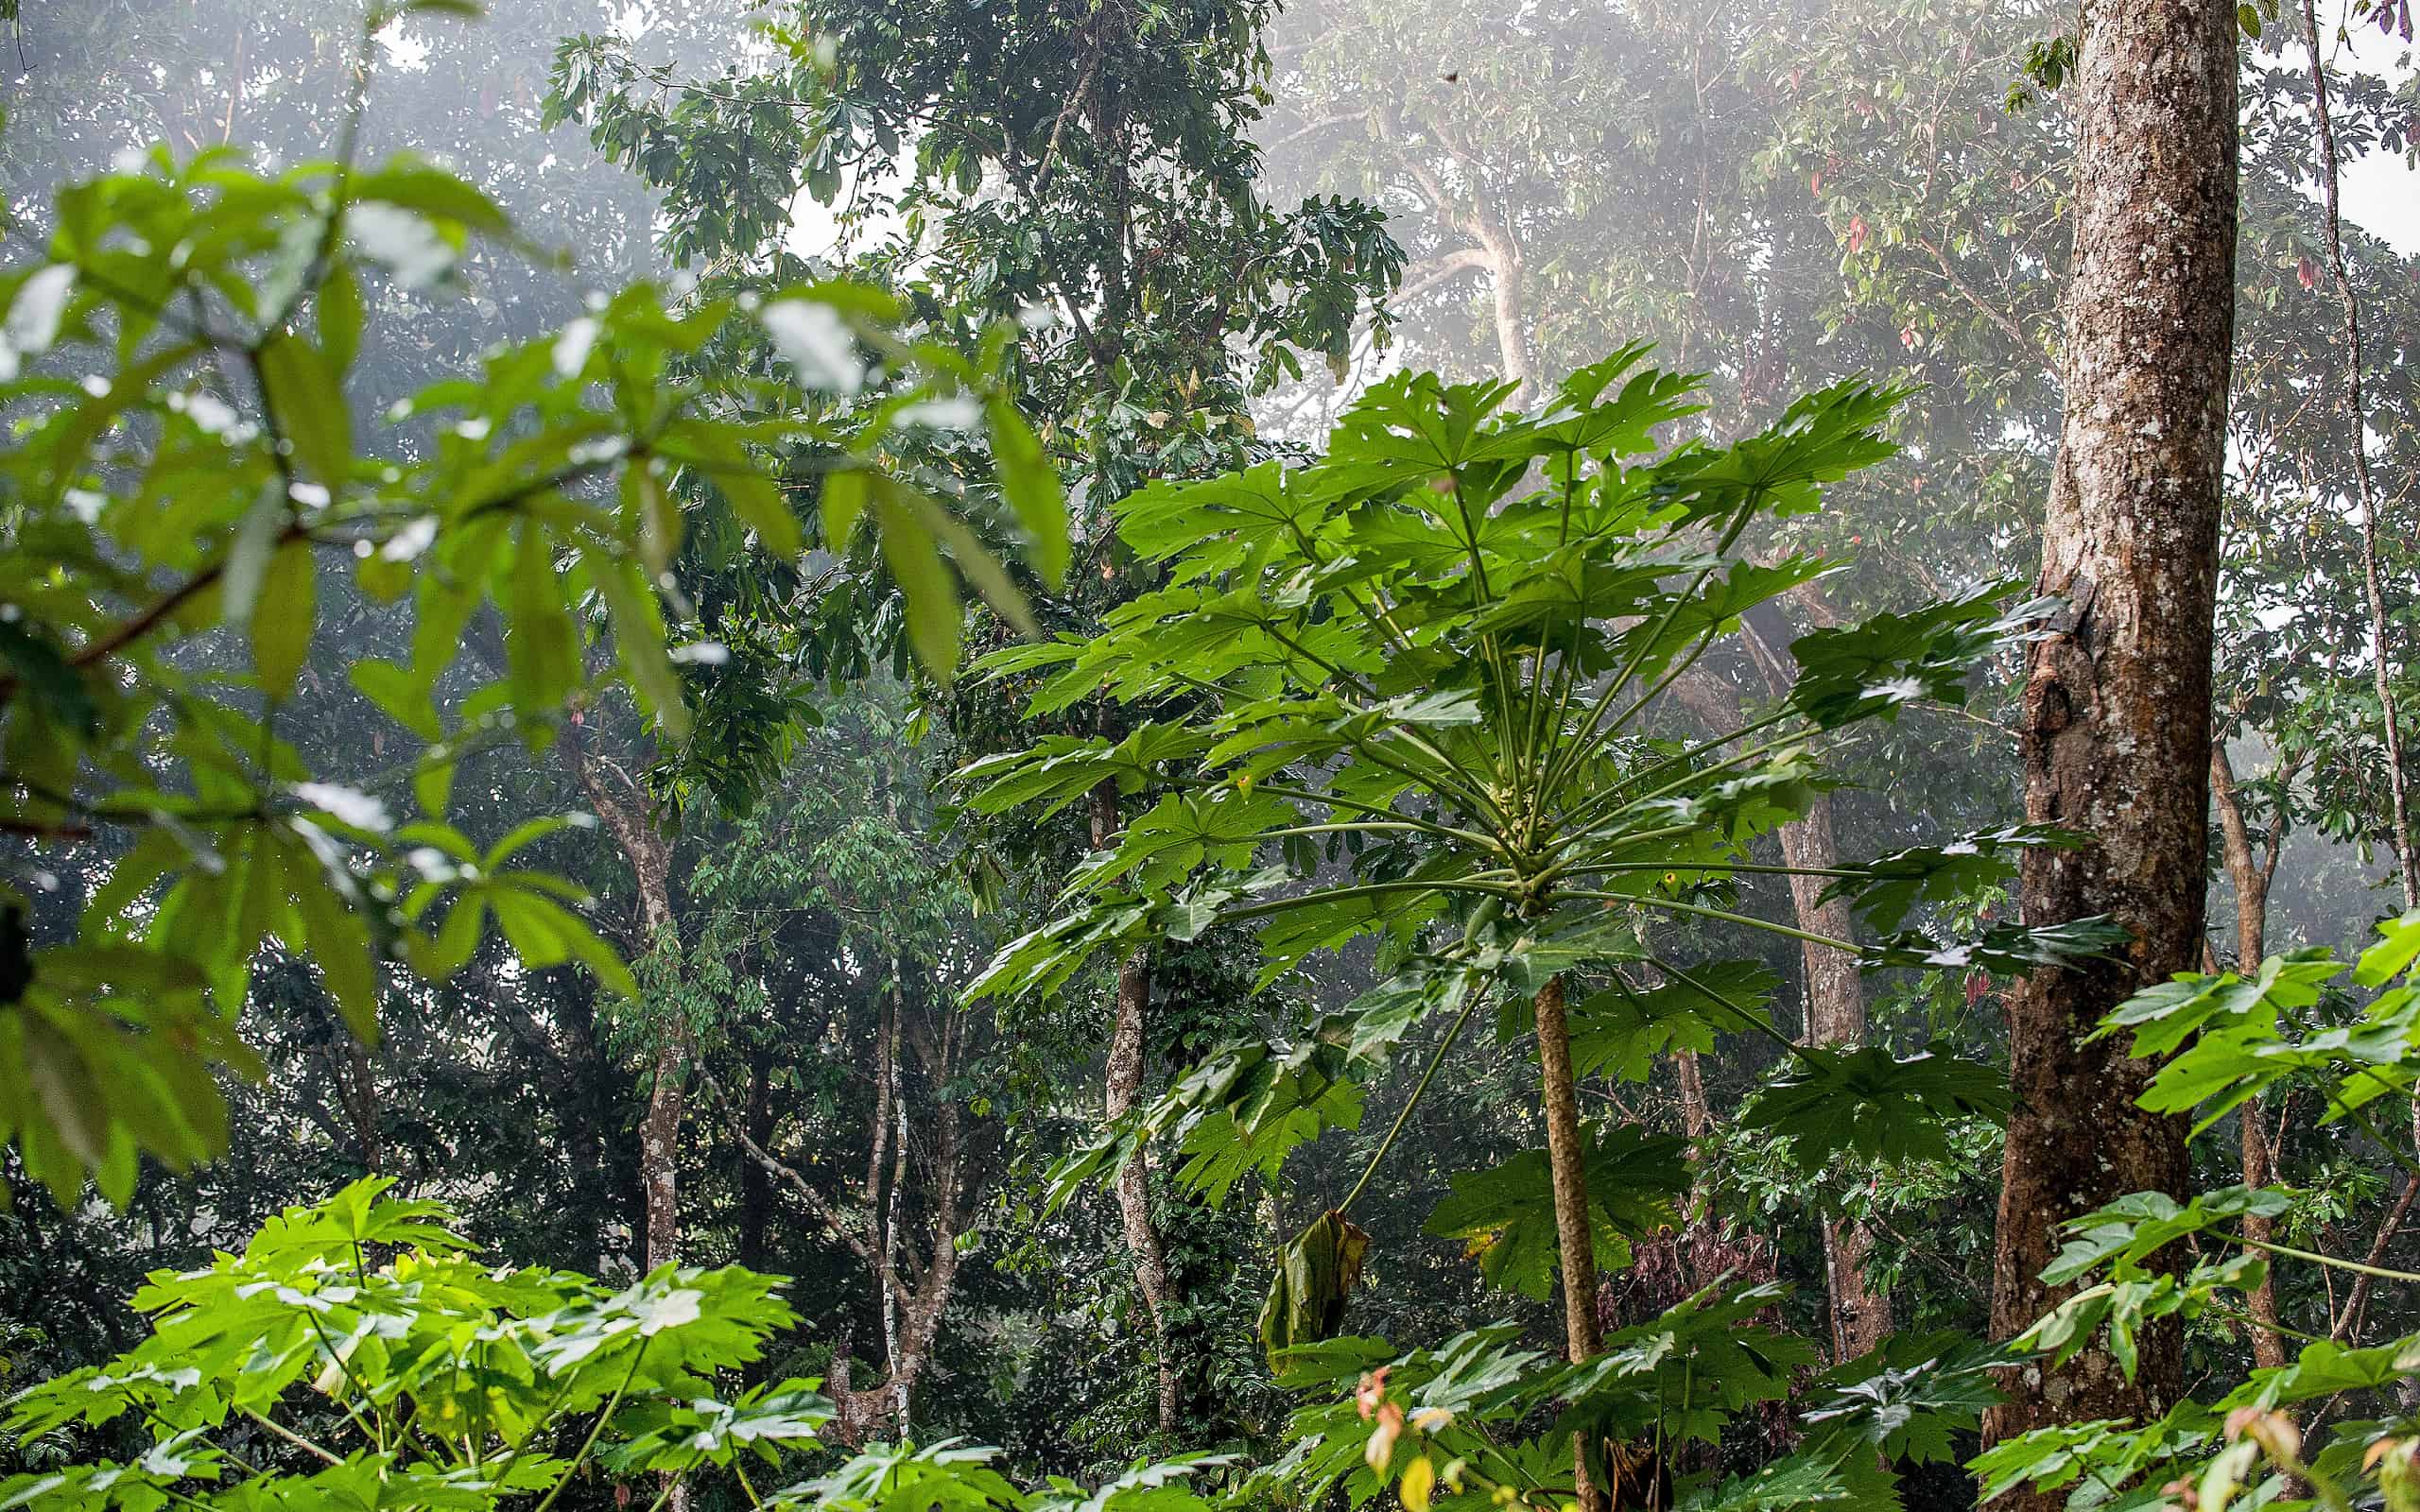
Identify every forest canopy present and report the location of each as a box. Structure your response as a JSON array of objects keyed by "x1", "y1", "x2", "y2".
[{"x1": 0, "y1": 3, "x2": 2416, "y2": 1512}]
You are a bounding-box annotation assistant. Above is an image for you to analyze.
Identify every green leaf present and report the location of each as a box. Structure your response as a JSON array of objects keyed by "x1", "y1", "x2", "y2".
[
  {"x1": 318, "y1": 262, "x2": 363, "y2": 372},
  {"x1": 290, "y1": 854, "x2": 380, "y2": 1043},
  {"x1": 987, "y1": 394, "x2": 1066, "y2": 587},
  {"x1": 1423, "y1": 1125, "x2": 1688, "y2": 1298},
  {"x1": 821, "y1": 466, "x2": 869, "y2": 554},
  {"x1": 1742, "y1": 1042, "x2": 2010, "y2": 1169},
  {"x1": 1828, "y1": 825, "x2": 2082, "y2": 933},
  {"x1": 504, "y1": 522, "x2": 579, "y2": 724},
  {"x1": 256, "y1": 334, "x2": 351, "y2": 487},
  {"x1": 0, "y1": 619, "x2": 98, "y2": 738},
  {"x1": 349, "y1": 658, "x2": 441, "y2": 742},
  {"x1": 251, "y1": 540, "x2": 316, "y2": 697},
  {"x1": 676, "y1": 421, "x2": 800, "y2": 558},
  {"x1": 873, "y1": 489, "x2": 962, "y2": 679}
]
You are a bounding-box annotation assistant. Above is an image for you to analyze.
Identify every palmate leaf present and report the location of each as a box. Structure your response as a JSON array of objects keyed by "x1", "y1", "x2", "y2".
[
  {"x1": 1826, "y1": 825, "x2": 2083, "y2": 932},
  {"x1": 1802, "y1": 1332, "x2": 2008, "y2": 1466},
  {"x1": 1649, "y1": 381, "x2": 1905, "y2": 527},
  {"x1": 1676, "y1": 1455, "x2": 1853, "y2": 1512},
  {"x1": 961, "y1": 340, "x2": 2085, "y2": 1414},
  {"x1": 1056, "y1": 968, "x2": 1459, "y2": 1212},
  {"x1": 1115, "y1": 458, "x2": 1343, "y2": 576},
  {"x1": 960, "y1": 725, "x2": 1213, "y2": 820},
  {"x1": 1789, "y1": 582, "x2": 2054, "y2": 729},
  {"x1": 1252, "y1": 1330, "x2": 1581, "y2": 1510},
  {"x1": 1861, "y1": 915, "x2": 2133, "y2": 974},
  {"x1": 1423, "y1": 1125, "x2": 1690, "y2": 1299},
  {"x1": 3, "y1": 1177, "x2": 838, "y2": 1507},
  {"x1": 1566, "y1": 962, "x2": 1782, "y2": 1082},
  {"x1": 1549, "y1": 1282, "x2": 1820, "y2": 1448},
  {"x1": 1740, "y1": 1041, "x2": 2010, "y2": 1170},
  {"x1": 603, "y1": 1383, "x2": 833, "y2": 1472},
  {"x1": 763, "y1": 1442, "x2": 1014, "y2": 1512}
]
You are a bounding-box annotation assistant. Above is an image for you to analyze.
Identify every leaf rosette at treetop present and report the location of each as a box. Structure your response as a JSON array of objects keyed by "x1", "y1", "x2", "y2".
[
  {"x1": 0, "y1": 109, "x2": 1064, "y2": 1203},
  {"x1": 954, "y1": 346, "x2": 2123, "y2": 1503}
]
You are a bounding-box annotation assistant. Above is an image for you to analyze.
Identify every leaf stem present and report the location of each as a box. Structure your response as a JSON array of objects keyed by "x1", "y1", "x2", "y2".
[
  {"x1": 1573, "y1": 891, "x2": 1859, "y2": 954},
  {"x1": 238, "y1": 1406, "x2": 342, "y2": 1467},
  {"x1": 531, "y1": 1338, "x2": 650, "y2": 1512},
  {"x1": 2233, "y1": 1233, "x2": 2420, "y2": 1285},
  {"x1": 1339, "y1": 990, "x2": 1483, "y2": 1215}
]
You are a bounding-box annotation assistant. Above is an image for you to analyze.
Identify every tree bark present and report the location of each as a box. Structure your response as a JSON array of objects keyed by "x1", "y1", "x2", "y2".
[
  {"x1": 1092, "y1": 782, "x2": 1180, "y2": 1436},
  {"x1": 596, "y1": 792, "x2": 682, "y2": 1273},
  {"x1": 739, "y1": 1048, "x2": 773, "y2": 1274},
  {"x1": 564, "y1": 721, "x2": 686, "y2": 1511},
  {"x1": 2210, "y1": 743, "x2": 2288, "y2": 1368},
  {"x1": 1983, "y1": 0, "x2": 2234, "y2": 1490},
  {"x1": 1672, "y1": 1049, "x2": 1712, "y2": 1143},
  {"x1": 1737, "y1": 607, "x2": 1894, "y2": 1362},
  {"x1": 1534, "y1": 974, "x2": 1606, "y2": 1512}
]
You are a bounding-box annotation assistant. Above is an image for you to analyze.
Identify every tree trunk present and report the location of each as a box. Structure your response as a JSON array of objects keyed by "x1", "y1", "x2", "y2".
[
  {"x1": 1092, "y1": 782, "x2": 1180, "y2": 1436},
  {"x1": 1738, "y1": 608, "x2": 1894, "y2": 1362},
  {"x1": 565, "y1": 724, "x2": 687, "y2": 1512},
  {"x1": 1380, "y1": 109, "x2": 1534, "y2": 405},
  {"x1": 2210, "y1": 743, "x2": 2287, "y2": 1368},
  {"x1": 1672, "y1": 1050, "x2": 1712, "y2": 1143},
  {"x1": 2296, "y1": 0, "x2": 2420, "y2": 918},
  {"x1": 739, "y1": 1048, "x2": 773, "y2": 1274},
  {"x1": 340, "y1": 1034, "x2": 381, "y2": 1174},
  {"x1": 1983, "y1": 0, "x2": 2234, "y2": 1491},
  {"x1": 638, "y1": 1037, "x2": 683, "y2": 1272},
  {"x1": 1534, "y1": 974, "x2": 1605, "y2": 1512}
]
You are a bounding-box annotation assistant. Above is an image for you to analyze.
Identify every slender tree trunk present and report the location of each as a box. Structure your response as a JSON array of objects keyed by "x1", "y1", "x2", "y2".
[
  {"x1": 1737, "y1": 609, "x2": 1895, "y2": 1361},
  {"x1": 566, "y1": 726, "x2": 687, "y2": 1512},
  {"x1": 622, "y1": 835, "x2": 682, "y2": 1274},
  {"x1": 1473, "y1": 219, "x2": 1535, "y2": 405},
  {"x1": 1672, "y1": 1050, "x2": 1712, "y2": 1143},
  {"x1": 1381, "y1": 110, "x2": 1534, "y2": 405},
  {"x1": 2211, "y1": 744, "x2": 2288, "y2": 1368},
  {"x1": 339, "y1": 1035, "x2": 381, "y2": 1174},
  {"x1": 739, "y1": 1049, "x2": 773, "y2": 1274},
  {"x1": 1092, "y1": 782, "x2": 1180, "y2": 1435},
  {"x1": 1776, "y1": 805, "x2": 1892, "y2": 1361},
  {"x1": 1534, "y1": 974, "x2": 1605, "y2": 1512},
  {"x1": 2298, "y1": 0, "x2": 2420, "y2": 918},
  {"x1": 1983, "y1": 0, "x2": 2234, "y2": 1491}
]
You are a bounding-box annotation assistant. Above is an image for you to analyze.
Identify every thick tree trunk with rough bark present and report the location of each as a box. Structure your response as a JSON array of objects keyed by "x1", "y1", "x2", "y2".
[
  {"x1": 1091, "y1": 783, "x2": 1181, "y2": 1436},
  {"x1": 1982, "y1": 0, "x2": 2235, "y2": 1489}
]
